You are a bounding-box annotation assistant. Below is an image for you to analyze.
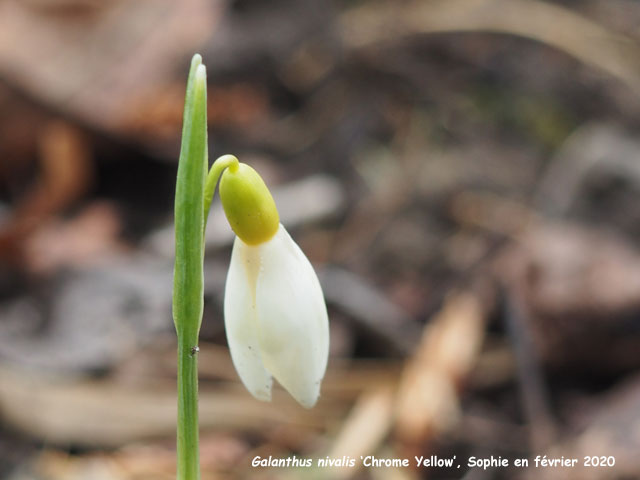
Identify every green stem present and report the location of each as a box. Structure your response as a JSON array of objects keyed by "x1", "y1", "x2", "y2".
[
  {"x1": 173, "y1": 54, "x2": 208, "y2": 480},
  {"x1": 173, "y1": 58, "x2": 239, "y2": 480},
  {"x1": 203, "y1": 154, "x2": 239, "y2": 227},
  {"x1": 177, "y1": 335, "x2": 200, "y2": 480}
]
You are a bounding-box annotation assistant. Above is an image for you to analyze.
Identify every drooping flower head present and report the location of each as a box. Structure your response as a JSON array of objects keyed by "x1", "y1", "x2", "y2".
[{"x1": 215, "y1": 156, "x2": 329, "y2": 408}]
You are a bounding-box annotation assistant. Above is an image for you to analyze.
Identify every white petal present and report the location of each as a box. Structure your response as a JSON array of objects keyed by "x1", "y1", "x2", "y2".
[
  {"x1": 224, "y1": 236, "x2": 273, "y2": 401},
  {"x1": 254, "y1": 224, "x2": 329, "y2": 408}
]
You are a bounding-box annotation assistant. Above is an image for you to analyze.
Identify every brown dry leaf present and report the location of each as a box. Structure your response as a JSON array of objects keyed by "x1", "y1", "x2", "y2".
[
  {"x1": 452, "y1": 190, "x2": 640, "y2": 317},
  {"x1": 13, "y1": 433, "x2": 247, "y2": 480},
  {"x1": 394, "y1": 291, "x2": 486, "y2": 445},
  {"x1": 0, "y1": 349, "x2": 399, "y2": 447},
  {"x1": 0, "y1": 0, "x2": 220, "y2": 132},
  {"x1": 0, "y1": 84, "x2": 43, "y2": 191},
  {"x1": 450, "y1": 191, "x2": 539, "y2": 239},
  {"x1": 500, "y1": 224, "x2": 640, "y2": 317},
  {"x1": 450, "y1": 190, "x2": 640, "y2": 372},
  {"x1": 327, "y1": 386, "x2": 395, "y2": 480},
  {"x1": 24, "y1": 201, "x2": 122, "y2": 274},
  {"x1": 0, "y1": 363, "x2": 330, "y2": 448},
  {"x1": 454, "y1": 190, "x2": 640, "y2": 371},
  {"x1": 0, "y1": 120, "x2": 92, "y2": 263},
  {"x1": 30, "y1": 450, "x2": 123, "y2": 480},
  {"x1": 519, "y1": 376, "x2": 640, "y2": 480},
  {"x1": 495, "y1": 222, "x2": 640, "y2": 372}
]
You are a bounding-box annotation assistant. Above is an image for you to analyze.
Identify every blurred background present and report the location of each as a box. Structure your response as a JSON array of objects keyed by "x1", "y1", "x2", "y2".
[{"x1": 2, "y1": 0, "x2": 640, "y2": 478}]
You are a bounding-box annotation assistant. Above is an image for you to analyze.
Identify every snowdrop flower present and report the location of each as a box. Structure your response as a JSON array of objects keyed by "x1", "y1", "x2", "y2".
[{"x1": 218, "y1": 158, "x2": 329, "y2": 408}]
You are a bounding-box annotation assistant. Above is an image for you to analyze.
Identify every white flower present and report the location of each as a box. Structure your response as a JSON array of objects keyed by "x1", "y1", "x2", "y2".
[{"x1": 224, "y1": 223, "x2": 329, "y2": 408}]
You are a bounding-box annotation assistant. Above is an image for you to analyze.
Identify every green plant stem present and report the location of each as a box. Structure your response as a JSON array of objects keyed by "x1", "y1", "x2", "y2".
[
  {"x1": 177, "y1": 334, "x2": 200, "y2": 480},
  {"x1": 203, "y1": 154, "x2": 239, "y2": 226},
  {"x1": 173, "y1": 58, "x2": 240, "y2": 480},
  {"x1": 173, "y1": 53, "x2": 207, "y2": 480}
]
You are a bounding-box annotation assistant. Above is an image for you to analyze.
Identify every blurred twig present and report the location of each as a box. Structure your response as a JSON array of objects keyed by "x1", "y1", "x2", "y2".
[
  {"x1": 501, "y1": 285, "x2": 557, "y2": 451},
  {"x1": 341, "y1": 0, "x2": 640, "y2": 97},
  {"x1": 395, "y1": 291, "x2": 486, "y2": 447},
  {"x1": 319, "y1": 267, "x2": 421, "y2": 355},
  {"x1": 535, "y1": 123, "x2": 640, "y2": 216}
]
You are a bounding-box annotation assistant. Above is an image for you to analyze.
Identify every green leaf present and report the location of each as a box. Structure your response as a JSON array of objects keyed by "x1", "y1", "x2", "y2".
[
  {"x1": 173, "y1": 54, "x2": 207, "y2": 341},
  {"x1": 173, "y1": 54, "x2": 207, "y2": 480}
]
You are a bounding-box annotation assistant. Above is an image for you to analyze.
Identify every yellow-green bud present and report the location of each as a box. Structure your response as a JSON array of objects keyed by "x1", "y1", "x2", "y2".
[{"x1": 219, "y1": 162, "x2": 280, "y2": 245}]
